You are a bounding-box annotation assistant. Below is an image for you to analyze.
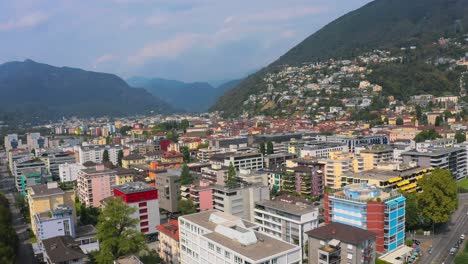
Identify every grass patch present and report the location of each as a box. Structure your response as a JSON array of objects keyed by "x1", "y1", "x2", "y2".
[{"x1": 457, "y1": 178, "x2": 468, "y2": 188}]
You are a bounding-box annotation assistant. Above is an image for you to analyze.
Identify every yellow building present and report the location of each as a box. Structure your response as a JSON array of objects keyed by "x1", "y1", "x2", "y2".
[
  {"x1": 161, "y1": 151, "x2": 184, "y2": 164},
  {"x1": 121, "y1": 154, "x2": 146, "y2": 169},
  {"x1": 157, "y1": 220, "x2": 180, "y2": 264},
  {"x1": 359, "y1": 146, "x2": 393, "y2": 171},
  {"x1": 325, "y1": 151, "x2": 364, "y2": 189},
  {"x1": 389, "y1": 128, "x2": 421, "y2": 142},
  {"x1": 340, "y1": 165, "x2": 433, "y2": 193},
  {"x1": 27, "y1": 182, "x2": 76, "y2": 237},
  {"x1": 115, "y1": 168, "x2": 135, "y2": 185}
]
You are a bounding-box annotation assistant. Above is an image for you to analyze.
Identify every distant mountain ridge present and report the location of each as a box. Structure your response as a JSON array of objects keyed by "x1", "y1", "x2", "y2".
[
  {"x1": 127, "y1": 77, "x2": 241, "y2": 113},
  {"x1": 0, "y1": 60, "x2": 172, "y2": 123},
  {"x1": 211, "y1": 0, "x2": 468, "y2": 116}
]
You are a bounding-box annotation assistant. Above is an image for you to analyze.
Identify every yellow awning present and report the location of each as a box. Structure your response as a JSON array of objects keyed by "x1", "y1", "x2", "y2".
[
  {"x1": 401, "y1": 183, "x2": 418, "y2": 191},
  {"x1": 388, "y1": 177, "x2": 402, "y2": 183},
  {"x1": 397, "y1": 180, "x2": 410, "y2": 187},
  {"x1": 415, "y1": 175, "x2": 423, "y2": 180}
]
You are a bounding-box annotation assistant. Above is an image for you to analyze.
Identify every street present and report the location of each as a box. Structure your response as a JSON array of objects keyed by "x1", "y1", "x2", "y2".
[
  {"x1": 0, "y1": 156, "x2": 37, "y2": 264},
  {"x1": 420, "y1": 193, "x2": 468, "y2": 264}
]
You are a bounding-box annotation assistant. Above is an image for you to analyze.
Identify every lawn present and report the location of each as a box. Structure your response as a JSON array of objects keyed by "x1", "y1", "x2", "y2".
[{"x1": 457, "y1": 178, "x2": 468, "y2": 189}]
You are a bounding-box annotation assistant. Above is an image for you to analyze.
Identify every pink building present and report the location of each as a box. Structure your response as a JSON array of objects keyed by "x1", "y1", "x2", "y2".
[
  {"x1": 77, "y1": 164, "x2": 116, "y2": 207},
  {"x1": 181, "y1": 180, "x2": 213, "y2": 212}
]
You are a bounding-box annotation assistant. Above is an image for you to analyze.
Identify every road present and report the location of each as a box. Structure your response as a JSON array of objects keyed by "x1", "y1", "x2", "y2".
[
  {"x1": 420, "y1": 193, "x2": 468, "y2": 264},
  {"x1": 0, "y1": 156, "x2": 38, "y2": 264}
]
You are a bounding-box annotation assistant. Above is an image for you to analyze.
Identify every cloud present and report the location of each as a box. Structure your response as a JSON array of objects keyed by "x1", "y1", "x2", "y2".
[
  {"x1": 280, "y1": 30, "x2": 296, "y2": 38},
  {"x1": 92, "y1": 54, "x2": 115, "y2": 69},
  {"x1": 0, "y1": 11, "x2": 49, "y2": 32},
  {"x1": 128, "y1": 34, "x2": 199, "y2": 64}
]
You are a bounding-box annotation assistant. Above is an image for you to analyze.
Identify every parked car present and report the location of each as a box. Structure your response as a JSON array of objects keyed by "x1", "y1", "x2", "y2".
[
  {"x1": 450, "y1": 247, "x2": 457, "y2": 255},
  {"x1": 461, "y1": 234, "x2": 465, "y2": 240}
]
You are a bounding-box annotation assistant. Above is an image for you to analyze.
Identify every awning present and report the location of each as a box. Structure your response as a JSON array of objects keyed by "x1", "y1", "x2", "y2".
[
  {"x1": 388, "y1": 177, "x2": 402, "y2": 183},
  {"x1": 397, "y1": 180, "x2": 410, "y2": 187}
]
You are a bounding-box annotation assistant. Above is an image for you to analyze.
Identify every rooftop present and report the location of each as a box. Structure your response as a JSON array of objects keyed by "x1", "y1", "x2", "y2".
[
  {"x1": 114, "y1": 182, "x2": 156, "y2": 194},
  {"x1": 156, "y1": 220, "x2": 179, "y2": 241},
  {"x1": 29, "y1": 183, "x2": 65, "y2": 198},
  {"x1": 331, "y1": 183, "x2": 398, "y2": 201},
  {"x1": 402, "y1": 147, "x2": 465, "y2": 157},
  {"x1": 342, "y1": 166, "x2": 431, "y2": 181},
  {"x1": 42, "y1": 236, "x2": 86, "y2": 263},
  {"x1": 306, "y1": 222, "x2": 376, "y2": 245},
  {"x1": 255, "y1": 199, "x2": 318, "y2": 216}
]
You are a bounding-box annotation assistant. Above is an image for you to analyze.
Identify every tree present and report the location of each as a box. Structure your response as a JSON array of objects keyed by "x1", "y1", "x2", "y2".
[
  {"x1": 96, "y1": 198, "x2": 146, "y2": 264},
  {"x1": 180, "y1": 164, "x2": 194, "y2": 185},
  {"x1": 414, "y1": 129, "x2": 442, "y2": 142},
  {"x1": 259, "y1": 142, "x2": 266, "y2": 155},
  {"x1": 102, "y1": 149, "x2": 110, "y2": 163},
  {"x1": 180, "y1": 146, "x2": 191, "y2": 163},
  {"x1": 31, "y1": 148, "x2": 36, "y2": 156},
  {"x1": 117, "y1": 150, "x2": 124, "y2": 167},
  {"x1": 405, "y1": 192, "x2": 423, "y2": 230},
  {"x1": 226, "y1": 162, "x2": 237, "y2": 185},
  {"x1": 166, "y1": 130, "x2": 179, "y2": 142},
  {"x1": 178, "y1": 199, "x2": 196, "y2": 215},
  {"x1": 435, "y1": 115, "x2": 443, "y2": 126},
  {"x1": 266, "y1": 141, "x2": 274, "y2": 154},
  {"x1": 455, "y1": 131, "x2": 466, "y2": 143},
  {"x1": 418, "y1": 168, "x2": 458, "y2": 224},
  {"x1": 180, "y1": 119, "x2": 189, "y2": 133},
  {"x1": 0, "y1": 193, "x2": 19, "y2": 264},
  {"x1": 396, "y1": 117, "x2": 404, "y2": 126},
  {"x1": 80, "y1": 205, "x2": 100, "y2": 226},
  {"x1": 119, "y1": 126, "x2": 133, "y2": 135}
]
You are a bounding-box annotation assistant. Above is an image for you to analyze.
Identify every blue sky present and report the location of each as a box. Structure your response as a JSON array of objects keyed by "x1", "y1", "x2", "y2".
[{"x1": 0, "y1": 0, "x2": 372, "y2": 82}]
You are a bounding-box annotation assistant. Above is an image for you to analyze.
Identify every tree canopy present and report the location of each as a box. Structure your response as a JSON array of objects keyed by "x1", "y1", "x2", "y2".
[
  {"x1": 178, "y1": 199, "x2": 197, "y2": 215},
  {"x1": 180, "y1": 164, "x2": 194, "y2": 185},
  {"x1": 96, "y1": 197, "x2": 146, "y2": 264},
  {"x1": 414, "y1": 129, "x2": 442, "y2": 142},
  {"x1": 226, "y1": 162, "x2": 237, "y2": 185},
  {"x1": 102, "y1": 149, "x2": 110, "y2": 163},
  {"x1": 455, "y1": 131, "x2": 466, "y2": 143},
  {"x1": 0, "y1": 193, "x2": 19, "y2": 264}
]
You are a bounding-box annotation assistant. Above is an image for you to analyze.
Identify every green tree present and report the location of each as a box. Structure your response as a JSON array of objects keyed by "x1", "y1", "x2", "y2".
[
  {"x1": 435, "y1": 115, "x2": 443, "y2": 126},
  {"x1": 414, "y1": 129, "x2": 442, "y2": 142},
  {"x1": 117, "y1": 150, "x2": 124, "y2": 167},
  {"x1": 180, "y1": 119, "x2": 189, "y2": 133},
  {"x1": 226, "y1": 162, "x2": 237, "y2": 185},
  {"x1": 180, "y1": 164, "x2": 194, "y2": 185},
  {"x1": 383, "y1": 117, "x2": 389, "y2": 124},
  {"x1": 396, "y1": 117, "x2": 404, "y2": 126},
  {"x1": 178, "y1": 199, "x2": 196, "y2": 215},
  {"x1": 102, "y1": 149, "x2": 110, "y2": 163},
  {"x1": 0, "y1": 193, "x2": 19, "y2": 264},
  {"x1": 418, "y1": 168, "x2": 458, "y2": 224},
  {"x1": 455, "y1": 131, "x2": 466, "y2": 143},
  {"x1": 119, "y1": 126, "x2": 133, "y2": 135},
  {"x1": 180, "y1": 146, "x2": 191, "y2": 163},
  {"x1": 106, "y1": 136, "x2": 112, "y2": 145},
  {"x1": 96, "y1": 197, "x2": 146, "y2": 264},
  {"x1": 166, "y1": 130, "x2": 179, "y2": 142},
  {"x1": 266, "y1": 141, "x2": 274, "y2": 154},
  {"x1": 259, "y1": 142, "x2": 266, "y2": 155},
  {"x1": 80, "y1": 205, "x2": 100, "y2": 226},
  {"x1": 405, "y1": 192, "x2": 423, "y2": 230}
]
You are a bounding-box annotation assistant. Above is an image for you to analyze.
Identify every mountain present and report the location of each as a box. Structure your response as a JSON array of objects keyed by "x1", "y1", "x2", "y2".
[
  {"x1": 127, "y1": 77, "x2": 241, "y2": 113},
  {"x1": 0, "y1": 60, "x2": 172, "y2": 123},
  {"x1": 211, "y1": 0, "x2": 468, "y2": 116}
]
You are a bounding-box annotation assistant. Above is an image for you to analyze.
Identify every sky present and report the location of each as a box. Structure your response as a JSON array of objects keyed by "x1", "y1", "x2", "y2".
[{"x1": 0, "y1": 0, "x2": 373, "y2": 82}]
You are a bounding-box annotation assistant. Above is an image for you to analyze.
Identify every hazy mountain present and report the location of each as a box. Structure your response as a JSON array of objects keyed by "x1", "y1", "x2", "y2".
[
  {"x1": 211, "y1": 0, "x2": 468, "y2": 116},
  {"x1": 127, "y1": 77, "x2": 241, "y2": 113},
  {"x1": 0, "y1": 60, "x2": 172, "y2": 123}
]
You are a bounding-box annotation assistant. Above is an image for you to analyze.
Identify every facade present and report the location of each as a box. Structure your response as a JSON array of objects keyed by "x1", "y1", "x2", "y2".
[
  {"x1": 254, "y1": 199, "x2": 319, "y2": 260},
  {"x1": 307, "y1": 222, "x2": 376, "y2": 264},
  {"x1": 181, "y1": 180, "x2": 214, "y2": 212},
  {"x1": 114, "y1": 167, "x2": 135, "y2": 185},
  {"x1": 211, "y1": 152, "x2": 264, "y2": 171},
  {"x1": 121, "y1": 153, "x2": 146, "y2": 169},
  {"x1": 200, "y1": 164, "x2": 228, "y2": 184},
  {"x1": 27, "y1": 132, "x2": 49, "y2": 150},
  {"x1": 401, "y1": 147, "x2": 467, "y2": 180},
  {"x1": 301, "y1": 142, "x2": 348, "y2": 159},
  {"x1": 324, "y1": 152, "x2": 363, "y2": 189},
  {"x1": 40, "y1": 151, "x2": 76, "y2": 177},
  {"x1": 322, "y1": 134, "x2": 388, "y2": 153},
  {"x1": 209, "y1": 136, "x2": 248, "y2": 148},
  {"x1": 212, "y1": 183, "x2": 270, "y2": 222},
  {"x1": 78, "y1": 145, "x2": 122, "y2": 165},
  {"x1": 324, "y1": 184, "x2": 406, "y2": 253},
  {"x1": 359, "y1": 146, "x2": 393, "y2": 170},
  {"x1": 4, "y1": 134, "x2": 22, "y2": 151},
  {"x1": 77, "y1": 164, "x2": 116, "y2": 207},
  {"x1": 286, "y1": 163, "x2": 325, "y2": 197},
  {"x1": 179, "y1": 210, "x2": 301, "y2": 264},
  {"x1": 58, "y1": 163, "x2": 85, "y2": 183},
  {"x1": 157, "y1": 220, "x2": 180, "y2": 264},
  {"x1": 27, "y1": 182, "x2": 76, "y2": 238},
  {"x1": 155, "y1": 172, "x2": 181, "y2": 213},
  {"x1": 113, "y1": 182, "x2": 160, "y2": 235},
  {"x1": 33, "y1": 205, "x2": 75, "y2": 241}
]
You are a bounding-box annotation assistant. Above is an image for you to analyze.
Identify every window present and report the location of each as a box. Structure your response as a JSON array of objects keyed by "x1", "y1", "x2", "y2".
[
  {"x1": 139, "y1": 208, "x2": 147, "y2": 214},
  {"x1": 208, "y1": 242, "x2": 214, "y2": 250},
  {"x1": 140, "y1": 215, "x2": 148, "y2": 220},
  {"x1": 347, "y1": 253, "x2": 353, "y2": 260},
  {"x1": 272, "y1": 258, "x2": 278, "y2": 264},
  {"x1": 347, "y1": 244, "x2": 353, "y2": 250},
  {"x1": 225, "y1": 251, "x2": 230, "y2": 258},
  {"x1": 141, "y1": 221, "x2": 148, "y2": 227},
  {"x1": 141, "y1": 227, "x2": 149, "y2": 233},
  {"x1": 216, "y1": 246, "x2": 221, "y2": 254},
  {"x1": 139, "y1": 202, "x2": 147, "y2": 207},
  {"x1": 234, "y1": 256, "x2": 243, "y2": 264}
]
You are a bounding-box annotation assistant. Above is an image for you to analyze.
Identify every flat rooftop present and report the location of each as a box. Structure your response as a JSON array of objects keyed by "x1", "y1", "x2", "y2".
[
  {"x1": 181, "y1": 210, "x2": 256, "y2": 232},
  {"x1": 255, "y1": 199, "x2": 317, "y2": 216},
  {"x1": 402, "y1": 147, "x2": 465, "y2": 157},
  {"x1": 114, "y1": 181, "x2": 155, "y2": 194},
  {"x1": 203, "y1": 231, "x2": 296, "y2": 261},
  {"x1": 342, "y1": 166, "x2": 430, "y2": 181}
]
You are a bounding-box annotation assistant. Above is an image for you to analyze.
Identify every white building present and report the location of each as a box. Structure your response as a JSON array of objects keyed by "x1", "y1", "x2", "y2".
[
  {"x1": 179, "y1": 210, "x2": 301, "y2": 264},
  {"x1": 32, "y1": 205, "x2": 75, "y2": 241},
  {"x1": 78, "y1": 145, "x2": 122, "y2": 165},
  {"x1": 4, "y1": 134, "x2": 22, "y2": 151},
  {"x1": 300, "y1": 143, "x2": 348, "y2": 158},
  {"x1": 254, "y1": 199, "x2": 319, "y2": 261},
  {"x1": 27, "y1": 132, "x2": 49, "y2": 150},
  {"x1": 213, "y1": 183, "x2": 270, "y2": 222},
  {"x1": 59, "y1": 163, "x2": 85, "y2": 182},
  {"x1": 210, "y1": 152, "x2": 264, "y2": 171}
]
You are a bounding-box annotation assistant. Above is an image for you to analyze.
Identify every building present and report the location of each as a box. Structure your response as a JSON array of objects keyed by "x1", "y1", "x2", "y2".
[
  {"x1": 155, "y1": 172, "x2": 181, "y2": 213},
  {"x1": 113, "y1": 182, "x2": 160, "y2": 235},
  {"x1": 77, "y1": 164, "x2": 116, "y2": 207},
  {"x1": 321, "y1": 134, "x2": 388, "y2": 153},
  {"x1": 78, "y1": 145, "x2": 122, "y2": 165},
  {"x1": 179, "y1": 210, "x2": 301, "y2": 264},
  {"x1": 161, "y1": 151, "x2": 184, "y2": 164},
  {"x1": 254, "y1": 198, "x2": 319, "y2": 260},
  {"x1": 121, "y1": 153, "x2": 146, "y2": 169},
  {"x1": 301, "y1": 142, "x2": 348, "y2": 159},
  {"x1": 41, "y1": 236, "x2": 87, "y2": 264},
  {"x1": 324, "y1": 152, "x2": 363, "y2": 189},
  {"x1": 33, "y1": 205, "x2": 75, "y2": 241},
  {"x1": 58, "y1": 163, "x2": 85, "y2": 183},
  {"x1": 114, "y1": 167, "x2": 135, "y2": 185},
  {"x1": 157, "y1": 220, "x2": 180, "y2": 264},
  {"x1": 4, "y1": 134, "x2": 22, "y2": 151},
  {"x1": 200, "y1": 164, "x2": 228, "y2": 184},
  {"x1": 181, "y1": 180, "x2": 214, "y2": 212},
  {"x1": 210, "y1": 152, "x2": 264, "y2": 171},
  {"x1": 13, "y1": 157, "x2": 47, "y2": 191},
  {"x1": 27, "y1": 132, "x2": 49, "y2": 150},
  {"x1": 209, "y1": 136, "x2": 248, "y2": 148},
  {"x1": 306, "y1": 222, "x2": 376, "y2": 264},
  {"x1": 40, "y1": 151, "x2": 76, "y2": 177},
  {"x1": 19, "y1": 168, "x2": 53, "y2": 196},
  {"x1": 212, "y1": 183, "x2": 269, "y2": 222},
  {"x1": 359, "y1": 146, "x2": 393, "y2": 170},
  {"x1": 324, "y1": 184, "x2": 406, "y2": 253},
  {"x1": 264, "y1": 153, "x2": 297, "y2": 170},
  {"x1": 284, "y1": 163, "x2": 325, "y2": 197},
  {"x1": 416, "y1": 138, "x2": 456, "y2": 152},
  {"x1": 401, "y1": 147, "x2": 467, "y2": 180},
  {"x1": 27, "y1": 182, "x2": 76, "y2": 239}
]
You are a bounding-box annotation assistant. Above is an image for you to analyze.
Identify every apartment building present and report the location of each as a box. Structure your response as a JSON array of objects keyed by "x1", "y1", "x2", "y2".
[
  {"x1": 179, "y1": 210, "x2": 301, "y2": 264},
  {"x1": 33, "y1": 205, "x2": 75, "y2": 241},
  {"x1": 27, "y1": 132, "x2": 49, "y2": 150},
  {"x1": 254, "y1": 199, "x2": 319, "y2": 260},
  {"x1": 324, "y1": 184, "x2": 406, "y2": 253},
  {"x1": 210, "y1": 152, "x2": 264, "y2": 171},
  {"x1": 157, "y1": 220, "x2": 180, "y2": 264},
  {"x1": 113, "y1": 182, "x2": 160, "y2": 235},
  {"x1": 77, "y1": 164, "x2": 116, "y2": 207},
  {"x1": 27, "y1": 182, "x2": 76, "y2": 238},
  {"x1": 4, "y1": 133, "x2": 22, "y2": 151},
  {"x1": 200, "y1": 164, "x2": 228, "y2": 184},
  {"x1": 155, "y1": 172, "x2": 180, "y2": 213},
  {"x1": 324, "y1": 152, "x2": 363, "y2": 189},
  {"x1": 13, "y1": 158, "x2": 47, "y2": 191},
  {"x1": 78, "y1": 145, "x2": 122, "y2": 165},
  {"x1": 359, "y1": 146, "x2": 393, "y2": 170},
  {"x1": 321, "y1": 134, "x2": 388, "y2": 153},
  {"x1": 39, "y1": 151, "x2": 76, "y2": 177},
  {"x1": 58, "y1": 163, "x2": 85, "y2": 182},
  {"x1": 307, "y1": 222, "x2": 376, "y2": 264},
  {"x1": 301, "y1": 142, "x2": 348, "y2": 159}
]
